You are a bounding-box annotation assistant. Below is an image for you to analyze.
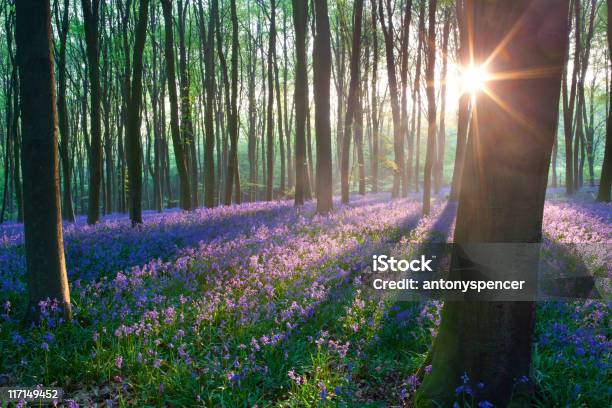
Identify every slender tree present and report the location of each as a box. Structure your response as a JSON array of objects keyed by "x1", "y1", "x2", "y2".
[
  {"x1": 125, "y1": 0, "x2": 150, "y2": 225},
  {"x1": 177, "y1": 0, "x2": 199, "y2": 207},
  {"x1": 598, "y1": 0, "x2": 612, "y2": 201},
  {"x1": 399, "y1": 0, "x2": 413, "y2": 197},
  {"x1": 422, "y1": 0, "x2": 437, "y2": 216},
  {"x1": 161, "y1": 0, "x2": 192, "y2": 210},
  {"x1": 378, "y1": 0, "x2": 404, "y2": 198},
  {"x1": 434, "y1": 7, "x2": 450, "y2": 194},
  {"x1": 81, "y1": 0, "x2": 103, "y2": 224},
  {"x1": 55, "y1": 0, "x2": 75, "y2": 222},
  {"x1": 313, "y1": 0, "x2": 333, "y2": 213},
  {"x1": 450, "y1": 0, "x2": 470, "y2": 200},
  {"x1": 562, "y1": 0, "x2": 580, "y2": 195},
  {"x1": 370, "y1": 0, "x2": 379, "y2": 193},
  {"x1": 341, "y1": 0, "x2": 364, "y2": 204},
  {"x1": 265, "y1": 0, "x2": 276, "y2": 201},
  {"x1": 293, "y1": 0, "x2": 308, "y2": 205},
  {"x1": 224, "y1": 0, "x2": 240, "y2": 205},
  {"x1": 15, "y1": 0, "x2": 72, "y2": 321}
]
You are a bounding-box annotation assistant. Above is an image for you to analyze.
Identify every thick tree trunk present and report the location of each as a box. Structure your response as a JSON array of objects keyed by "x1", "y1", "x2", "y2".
[
  {"x1": 313, "y1": 0, "x2": 333, "y2": 214},
  {"x1": 125, "y1": 0, "x2": 149, "y2": 225},
  {"x1": 16, "y1": 0, "x2": 72, "y2": 321},
  {"x1": 161, "y1": 0, "x2": 192, "y2": 210},
  {"x1": 416, "y1": 1, "x2": 569, "y2": 405}
]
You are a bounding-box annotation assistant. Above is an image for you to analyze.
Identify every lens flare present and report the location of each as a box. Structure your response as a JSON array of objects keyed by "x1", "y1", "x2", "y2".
[{"x1": 461, "y1": 65, "x2": 489, "y2": 95}]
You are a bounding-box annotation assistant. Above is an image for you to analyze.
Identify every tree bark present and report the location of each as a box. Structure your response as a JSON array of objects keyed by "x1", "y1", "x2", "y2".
[
  {"x1": 378, "y1": 0, "x2": 404, "y2": 198},
  {"x1": 400, "y1": 0, "x2": 413, "y2": 197},
  {"x1": 341, "y1": 0, "x2": 364, "y2": 204},
  {"x1": 57, "y1": 0, "x2": 74, "y2": 222},
  {"x1": 293, "y1": 0, "x2": 308, "y2": 205},
  {"x1": 562, "y1": 0, "x2": 580, "y2": 195},
  {"x1": 313, "y1": 0, "x2": 333, "y2": 213},
  {"x1": 434, "y1": 8, "x2": 450, "y2": 194},
  {"x1": 177, "y1": 0, "x2": 199, "y2": 207},
  {"x1": 223, "y1": 0, "x2": 240, "y2": 205},
  {"x1": 370, "y1": 0, "x2": 379, "y2": 193},
  {"x1": 416, "y1": 1, "x2": 569, "y2": 405},
  {"x1": 81, "y1": 0, "x2": 103, "y2": 224},
  {"x1": 125, "y1": 0, "x2": 150, "y2": 225},
  {"x1": 265, "y1": 0, "x2": 276, "y2": 201},
  {"x1": 422, "y1": 0, "x2": 437, "y2": 216},
  {"x1": 16, "y1": 0, "x2": 72, "y2": 321},
  {"x1": 161, "y1": 0, "x2": 192, "y2": 210},
  {"x1": 598, "y1": 0, "x2": 612, "y2": 201}
]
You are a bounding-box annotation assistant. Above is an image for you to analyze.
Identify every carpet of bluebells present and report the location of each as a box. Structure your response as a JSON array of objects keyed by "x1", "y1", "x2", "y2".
[{"x1": 0, "y1": 191, "x2": 609, "y2": 407}]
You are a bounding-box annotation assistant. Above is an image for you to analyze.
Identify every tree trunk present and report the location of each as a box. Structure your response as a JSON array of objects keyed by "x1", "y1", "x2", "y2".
[
  {"x1": 274, "y1": 51, "x2": 286, "y2": 198},
  {"x1": 266, "y1": 0, "x2": 276, "y2": 201},
  {"x1": 562, "y1": 0, "x2": 580, "y2": 195},
  {"x1": 379, "y1": 0, "x2": 404, "y2": 198},
  {"x1": 57, "y1": 0, "x2": 74, "y2": 222},
  {"x1": 224, "y1": 0, "x2": 240, "y2": 205},
  {"x1": 16, "y1": 0, "x2": 72, "y2": 321},
  {"x1": 293, "y1": 0, "x2": 308, "y2": 205},
  {"x1": 411, "y1": 1, "x2": 425, "y2": 192},
  {"x1": 416, "y1": 1, "x2": 569, "y2": 405},
  {"x1": 422, "y1": 0, "x2": 437, "y2": 216},
  {"x1": 434, "y1": 9, "x2": 450, "y2": 194},
  {"x1": 161, "y1": 0, "x2": 192, "y2": 210},
  {"x1": 177, "y1": 0, "x2": 199, "y2": 208},
  {"x1": 598, "y1": 0, "x2": 612, "y2": 202},
  {"x1": 450, "y1": 1, "x2": 470, "y2": 201},
  {"x1": 125, "y1": 0, "x2": 149, "y2": 225},
  {"x1": 370, "y1": 0, "x2": 379, "y2": 193},
  {"x1": 400, "y1": 0, "x2": 413, "y2": 197},
  {"x1": 313, "y1": 0, "x2": 333, "y2": 213},
  {"x1": 81, "y1": 0, "x2": 103, "y2": 224},
  {"x1": 341, "y1": 0, "x2": 364, "y2": 204}
]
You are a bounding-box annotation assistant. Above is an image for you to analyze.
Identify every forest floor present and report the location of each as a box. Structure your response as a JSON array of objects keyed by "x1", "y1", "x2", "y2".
[{"x1": 0, "y1": 190, "x2": 609, "y2": 407}]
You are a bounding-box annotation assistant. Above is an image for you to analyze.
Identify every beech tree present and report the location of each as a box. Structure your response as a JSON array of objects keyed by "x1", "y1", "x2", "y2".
[
  {"x1": 15, "y1": 0, "x2": 72, "y2": 320},
  {"x1": 124, "y1": 0, "x2": 149, "y2": 225},
  {"x1": 416, "y1": 0, "x2": 570, "y2": 404},
  {"x1": 597, "y1": 0, "x2": 611, "y2": 202},
  {"x1": 422, "y1": 0, "x2": 437, "y2": 216},
  {"x1": 378, "y1": 0, "x2": 404, "y2": 198},
  {"x1": 81, "y1": 0, "x2": 103, "y2": 224},
  {"x1": 313, "y1": 0, "x2": 333, "y2": 214},
  {"x1": 161, "y1": 0, "x2": 192, "y2": 210},
  {"x1": 340, "y1": 0, "x2": 364, "y2": 204},
  {"x1": 293, "y1": 0, "x2": 308, "y2": 206}
]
